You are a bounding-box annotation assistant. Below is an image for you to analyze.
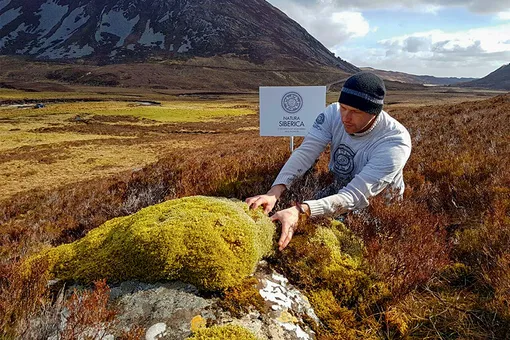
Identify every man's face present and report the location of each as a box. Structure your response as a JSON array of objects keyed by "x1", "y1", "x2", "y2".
[{"x1": 340, "y1": 103, "x2": 377, "y2": 134}]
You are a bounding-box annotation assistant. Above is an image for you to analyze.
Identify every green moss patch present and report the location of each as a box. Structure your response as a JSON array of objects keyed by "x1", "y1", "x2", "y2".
[
  {"x1": 186, "y1": 324, "x2": 258, "y2": 340},
  {"x1": 28, "y1": 196, "x2": 275, "y2": 291},
  {"x1": 275, "y1": 219, "x2": 386, "y2": 338}
]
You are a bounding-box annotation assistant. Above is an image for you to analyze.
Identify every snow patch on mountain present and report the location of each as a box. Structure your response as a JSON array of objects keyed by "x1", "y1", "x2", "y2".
[
  {"x1": 0, "y1": 6, "x2": 21, "y2": 31},
  {"x1": 158, "y1": 11, "x2": 172, "y2": 23},
  {"x1": 0, "y1": 22, "x2": 25, "y2": 48},
  {"x1": 32, "y1": 0, "x2": 68, "y2": 36},
  {"x1": 0, "y1": 0, "x2": 359, "y2": 71},
  {"x1": 139, "y1": 20, "x2": 165, "y2": 48},
  {"x1": 177, "y1": 35, "x2": 191, "y2": 53},
  {"x1": 0, "y1": 0, "x2": 11, "y2": 12},
  {"x1": 36, "y1": 6, "x2": 89, "y2": 51},
  {"x1": 0, "y1": 23, "x2": 28, "y2": 48},
  {"x1": 95, "y1": 9, "x2": 140, "y2": 47}
]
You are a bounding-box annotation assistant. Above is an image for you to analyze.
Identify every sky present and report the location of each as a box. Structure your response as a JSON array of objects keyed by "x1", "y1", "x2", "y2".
[{"x1": 266, "y1": 0, "x2": 510, "y2": 78}]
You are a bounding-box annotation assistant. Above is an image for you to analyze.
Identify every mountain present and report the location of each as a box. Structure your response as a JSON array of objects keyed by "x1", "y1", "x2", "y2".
[
  {"x1": 458, "y1": 63, "x2": 510, "y2": 90},
  {"x1": 0, "y1": 0, "x2": 358, "y2": 73},
  {"x1": 361, "y1": 67, "x2": 477, "y2": 86}
]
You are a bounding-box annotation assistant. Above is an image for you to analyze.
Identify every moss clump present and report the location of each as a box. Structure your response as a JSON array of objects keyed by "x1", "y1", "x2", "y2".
[
  {"x1": 277, "y1": 220, "x2": 371, "y2": 303},
  {"x1": 218, "y1": 277, "x2": 267, "y2": 317},
  {"x1": 308, "y1": 289, "x2": 357, "y2": 338},
  {"x1": 186, "y1": 324, "x2": 258, "y2": 340},
  {"x1": 275, "y1": 219, "x2": 385, "y2": 339},
  {"x1": 28, "y1": 196, "x2": 275, "y2": 291}
]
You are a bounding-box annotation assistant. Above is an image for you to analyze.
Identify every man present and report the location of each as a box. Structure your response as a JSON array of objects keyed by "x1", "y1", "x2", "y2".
[{"x1": 246, "y1": 71, "x2": 412, "y2": 251}]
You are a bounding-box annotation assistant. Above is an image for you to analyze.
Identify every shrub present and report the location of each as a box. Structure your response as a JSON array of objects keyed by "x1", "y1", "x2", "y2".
[
  {"x1": 0, "y1": 257, "x2": 51, "y2": 338},
  {"x1": 59, "y1": 280, "x2": 117, "y2": 340},
  {"x1": 346, "y1": 196, "x2": 450, "y2": 299}
]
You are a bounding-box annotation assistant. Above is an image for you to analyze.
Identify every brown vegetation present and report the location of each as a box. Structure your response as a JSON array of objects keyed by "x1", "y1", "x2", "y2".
[
  {"x1": 0, "y1": 91, "x2": 509, "y2": 338},
  {"x1": 0, "y1": 55, "x2": 348, "y2": 92}
]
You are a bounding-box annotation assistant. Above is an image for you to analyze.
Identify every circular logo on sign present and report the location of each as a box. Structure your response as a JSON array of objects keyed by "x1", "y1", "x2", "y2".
[
  {"x1": 281, "y1": 92, "x2": 303, "y2": 114},
  {"x1": 333, "y1": 144, "x2": 355, "y2": 177},
  {"x1": 315, "y1": 113, "x2": 325, "y2": 125}
]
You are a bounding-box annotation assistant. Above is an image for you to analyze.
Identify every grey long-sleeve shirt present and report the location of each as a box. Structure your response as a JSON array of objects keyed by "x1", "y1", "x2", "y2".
[{"x1": 272, "y1": 102, "x2": 412, "y2": 217}]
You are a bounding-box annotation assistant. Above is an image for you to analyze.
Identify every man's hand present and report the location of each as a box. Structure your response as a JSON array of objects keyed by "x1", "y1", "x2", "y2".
[
  {"x1": 271, "y1": 206, "x2": 300, "y2": 251},
  {"x1": 245, "y1": 184, "x2": 286, "y2": 215},
  {"x1": 245, "y1": 194, "x2": 278, "y2": 214}
]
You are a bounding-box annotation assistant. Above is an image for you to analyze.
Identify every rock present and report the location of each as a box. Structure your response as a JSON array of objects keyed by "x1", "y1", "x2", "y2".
[
  {"x1": 108, "y1": 262, "x2": 319, "y2": 340},
  {"x1": 235, "y1": 262, "x2": 317, "y2": 340},
  {"x1": 145, "y1": 323, "x2": 168, "y2": 340},
  {"x1": 112, "y1": 281, "x2": 215, "y2": 340}
]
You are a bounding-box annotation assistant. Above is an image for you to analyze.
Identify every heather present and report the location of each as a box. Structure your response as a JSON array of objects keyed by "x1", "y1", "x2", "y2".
[{"x1": 1, "y1": 91, "x2": 509, "y2": 338}]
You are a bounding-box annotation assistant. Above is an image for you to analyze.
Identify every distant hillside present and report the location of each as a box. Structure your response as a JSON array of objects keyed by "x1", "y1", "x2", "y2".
[
  {"x1": 362, "y1": 67, "x2": 476, "y2": 86},
  {"x1": 0, "y1": 55, "x2": 353, "y2": 92},
  {"x1": 0, "y1": 0, "x2": 358, "y2": 73},
  {"x1": 458, "y1": 64, "x2": 510, "y2": 90}
]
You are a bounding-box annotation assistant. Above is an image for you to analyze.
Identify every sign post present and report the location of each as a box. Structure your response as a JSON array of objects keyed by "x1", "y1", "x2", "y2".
[{"x1": 259, "y1": 86, "x2": 326, "y2": 152}]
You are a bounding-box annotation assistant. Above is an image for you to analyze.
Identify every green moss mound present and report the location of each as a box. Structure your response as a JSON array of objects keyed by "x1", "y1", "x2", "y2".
[
  {"x1": 276, "y1": 220, "x2": 386, "y2": 339},
  {"x1": 278, "y1": 220, "x2": 371, "y2": 302},
  {"x1": 186, "y1": 324, "x2": 258, "y2": 340},
  {"x1": 29, "y1": 196, "x2": 275, "y2": 291}
]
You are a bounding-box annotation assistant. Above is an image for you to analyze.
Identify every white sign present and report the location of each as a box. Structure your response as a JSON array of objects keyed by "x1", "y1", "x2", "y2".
[{"x1": 259, "y1": 86, "x2": 326, "y2": 136}]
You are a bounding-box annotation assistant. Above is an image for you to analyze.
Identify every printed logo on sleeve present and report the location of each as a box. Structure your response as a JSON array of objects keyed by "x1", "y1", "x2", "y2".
[
  {"x1": 312, "y1": 112, "x2": 326, "y2": 130},
  {"x1": 315, "y1": 113, "x2": 325, "y2": 125}
]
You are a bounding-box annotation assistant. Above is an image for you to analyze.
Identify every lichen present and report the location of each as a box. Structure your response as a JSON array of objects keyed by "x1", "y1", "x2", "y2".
[
  {"x1": 186, "y1": 324, "x2": 258, "y2": 340},
  {"x1": 27, "y1": 196, "x2": 275, "y2": 291}
]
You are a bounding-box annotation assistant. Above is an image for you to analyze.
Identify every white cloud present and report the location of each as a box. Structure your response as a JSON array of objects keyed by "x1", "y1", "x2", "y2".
[
  {"x1": 335, "y1": 24, "x2": 510, "y2": 77},
  {"x1": 497, "y1": 11, "x2": 510, "y2": 20},
  {"x1": 415, "y1": 4, "x2": 442, "y2": 14},
  {"x1": 268, "y1": 0, "x2": 370, "y2": 47},
  {"x1": 379, "y1": 25, "x2": 510, "y2": 55},
  {"x1": 267, "y1": 0, "x2": 510, "y2": 77},
  {"x1": 277, "y1": 0, "x2": 510, "y2": 14}
]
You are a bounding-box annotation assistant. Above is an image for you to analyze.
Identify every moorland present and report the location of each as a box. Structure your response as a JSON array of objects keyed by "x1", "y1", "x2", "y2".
[{"x1": 1, "y1": 82, "x2": 509, "y2": 339}]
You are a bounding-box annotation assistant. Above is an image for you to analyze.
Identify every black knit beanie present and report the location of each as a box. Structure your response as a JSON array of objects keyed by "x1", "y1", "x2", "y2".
[{"x1": 338, "y1": 71, "x2": 386, "y2": 115}]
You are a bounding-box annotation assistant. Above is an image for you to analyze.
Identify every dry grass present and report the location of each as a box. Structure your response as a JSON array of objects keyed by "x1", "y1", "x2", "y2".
[
  {"x1": 0, "y1": 100, "x2": 255, "y2": 122},
  {"x1": 0, "y1": 139, "x2": 203, "y2": 199},
  {"x1": 0, "y1": 95, "x2": 258, "y2": 199}
]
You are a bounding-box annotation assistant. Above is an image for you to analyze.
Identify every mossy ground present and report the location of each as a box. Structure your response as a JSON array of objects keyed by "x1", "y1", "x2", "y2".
[
  {"x1": 186, "y1": 324, "x2": 258, "y2": 340},
  {"x1": 3, "y1": 91, "x2": 509, "y2": 339},
  {"x1": 26, "y1": 196, "x2": 275, "y2": 291},
  {"x1": 274, "y1": 219, "x2": 387, "y2": 339}
]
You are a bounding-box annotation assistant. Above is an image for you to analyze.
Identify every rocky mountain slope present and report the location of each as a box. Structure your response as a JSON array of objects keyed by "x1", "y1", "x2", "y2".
[
  {"x1": 0, "y1": 0, "x2": 358, "y2": 72},
  {"x1": 458, "y1": 63, "x2": 510, "y2": 90},
  {"x1": 362, "y1": 67, "x2": 477, "y2": 86}
]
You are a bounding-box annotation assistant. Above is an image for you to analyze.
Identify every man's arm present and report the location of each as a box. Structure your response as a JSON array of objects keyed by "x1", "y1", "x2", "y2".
[
  {"x1": 246, "y1": 107, "x2": 334, "y2": 215},
  {"x1": 272, "y1": 133, "x2": 330, "y2": 188},
  {"x1": 246, "y1": 133, "x2": 329, "y2": 213},
  {"x1": 304, "y1": 140, "x2": 411, "y2": 217}
]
